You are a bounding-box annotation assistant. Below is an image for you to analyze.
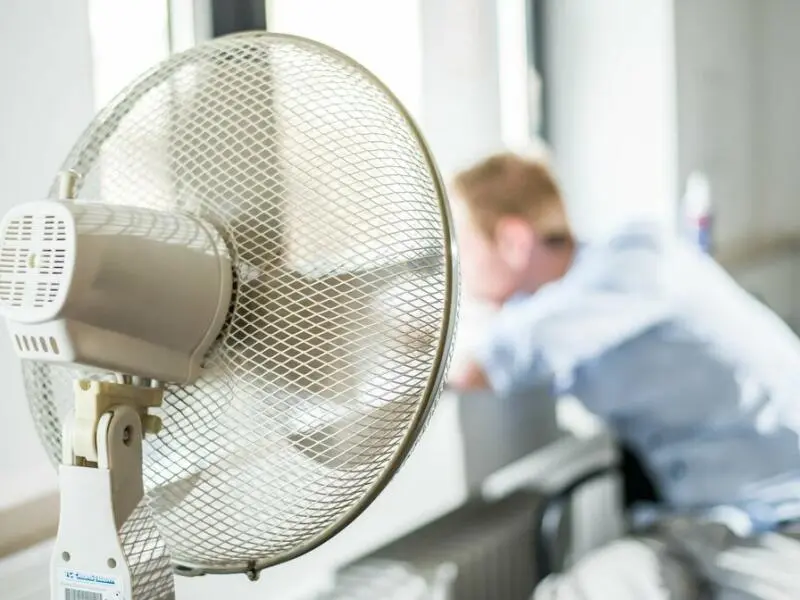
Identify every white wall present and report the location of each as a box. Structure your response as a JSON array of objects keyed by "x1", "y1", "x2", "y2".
[
  {"x1": 0, "y1": 0, "x2": 95, "y2": 510},
  {"x1": 545, "y1": 0, "x2": 800, "y2": 324},
  {"x1": 673, "y1": 0, "x2": 761, "y2": 250},
  {"x1": 676, "y1": 0, "x2": 800, "y2": 242},
  {"x1": 545, "y1": 0, "x2": 679, "y2": 240},
  {"x1": 748, "y1": 0, "x2": 800, "y2": 329},
  {"x1": 758, "y1": 1, "x2": 800, "y2": 238},
  {"x1": 674, "y1": 0, "x2": 800, "y2": 327}
]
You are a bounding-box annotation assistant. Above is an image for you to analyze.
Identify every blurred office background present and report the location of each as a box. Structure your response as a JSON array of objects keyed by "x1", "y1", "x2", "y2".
[{"x1": 3, "y1": 1, "x2": 800, "y2": 598}]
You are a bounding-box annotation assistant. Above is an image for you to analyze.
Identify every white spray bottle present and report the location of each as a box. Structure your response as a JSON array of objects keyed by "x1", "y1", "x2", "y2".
[{"x1": 683, "y1": 171, "x2": 713, "y2": 254}]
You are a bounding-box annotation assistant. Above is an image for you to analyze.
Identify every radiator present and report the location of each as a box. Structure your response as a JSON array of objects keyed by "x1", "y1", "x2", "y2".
[{"x1": 312, "y1": 491, "x2": 549, "y2": 600}]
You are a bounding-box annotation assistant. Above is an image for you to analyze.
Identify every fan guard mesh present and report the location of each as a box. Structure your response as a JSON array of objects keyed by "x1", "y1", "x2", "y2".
[{"x1": 23, "y1": 32, "x2": 457, "y2": 574}]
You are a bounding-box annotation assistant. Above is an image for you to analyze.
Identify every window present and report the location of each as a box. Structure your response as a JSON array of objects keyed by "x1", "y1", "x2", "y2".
[
  {"x1": 528, "y1": 0, "x2": 550, "y2": 142},
  {"x1": 267, "y1": 0, "x2": 422, "y2": 118},
  {"x1": 210, "y1": 0, "x2": 266, "y2": 36},
  {"x1": 87, "y1": 0, "x2": 171, "y2": 109},
  {"x1": 497, "y1": 0, "x2": 549, "y2": 156}
]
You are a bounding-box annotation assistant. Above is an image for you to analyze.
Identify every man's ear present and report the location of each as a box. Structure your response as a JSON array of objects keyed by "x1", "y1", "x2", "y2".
[{"x1": 494, "y1": 216, "x2": 534, "y2": 271}]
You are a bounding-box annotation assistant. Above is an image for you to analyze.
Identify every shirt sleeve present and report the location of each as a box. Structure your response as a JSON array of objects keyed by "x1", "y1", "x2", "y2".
[{"x1": 474, "y1": 223, "x2": 673, "y2": 396}]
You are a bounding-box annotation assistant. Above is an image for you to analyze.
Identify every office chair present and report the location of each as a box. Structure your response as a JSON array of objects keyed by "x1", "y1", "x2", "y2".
[{"x1": 534, "y1": 444, "x2": 662, "y2": 578}]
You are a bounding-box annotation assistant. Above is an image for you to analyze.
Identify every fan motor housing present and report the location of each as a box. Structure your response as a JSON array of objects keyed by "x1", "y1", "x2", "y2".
[{"x1": 0, "y1": 199, "x2": 232, "y2": 383}]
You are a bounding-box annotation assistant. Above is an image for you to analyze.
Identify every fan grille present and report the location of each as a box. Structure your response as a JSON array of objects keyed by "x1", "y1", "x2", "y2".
[{"x1": 24, "y1": 32, "x2": 456, "y2": 574}]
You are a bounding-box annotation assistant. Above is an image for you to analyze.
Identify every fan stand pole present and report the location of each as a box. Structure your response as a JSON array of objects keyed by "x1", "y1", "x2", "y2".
[{"x1": 50, "y1": 379, "x2": 166, "y2": 600}]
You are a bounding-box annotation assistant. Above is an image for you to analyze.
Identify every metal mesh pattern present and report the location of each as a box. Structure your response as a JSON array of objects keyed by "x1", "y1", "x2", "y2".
[
  {"x1": 23, "y1": 32, "x2": 456, "y2": 575},
  {"x1": 121, "y1": 503, "x2": 175, "y2": 600}
]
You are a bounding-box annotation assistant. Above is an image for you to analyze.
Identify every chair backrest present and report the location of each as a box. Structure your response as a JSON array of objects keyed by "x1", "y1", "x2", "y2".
[{"x1": 620, "y1": 445, "x2": 661, "y2": 507}]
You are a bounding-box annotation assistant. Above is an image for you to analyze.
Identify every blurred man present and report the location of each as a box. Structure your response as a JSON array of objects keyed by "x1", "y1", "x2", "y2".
[{"x1": 450, "y1": 152, "x2": 800, "y2": 599}]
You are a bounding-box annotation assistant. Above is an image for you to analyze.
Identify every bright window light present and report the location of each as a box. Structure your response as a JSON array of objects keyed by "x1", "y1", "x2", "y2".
[
  {"x1": 87, "y1": 0, "x2": 171, "y2": 109},
  {"x1": 267, "y1": 0, "x2": 423, "y2": 118}
]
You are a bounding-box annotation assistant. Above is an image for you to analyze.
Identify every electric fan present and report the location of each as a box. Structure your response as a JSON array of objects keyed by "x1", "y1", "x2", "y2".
[{"x1": 0, "y1": 32, "x2": 458, "y2": 600}]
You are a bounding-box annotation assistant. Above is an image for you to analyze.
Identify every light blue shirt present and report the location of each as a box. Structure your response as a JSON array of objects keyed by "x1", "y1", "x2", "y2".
[{"x1": 476, "y1": 221, "x2": 800, "y2": 533}]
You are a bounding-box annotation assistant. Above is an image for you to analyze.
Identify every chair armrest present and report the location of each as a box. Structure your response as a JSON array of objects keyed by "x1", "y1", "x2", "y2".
[
  {"x1": 481, "y1": 431, "x2": 619, "y2": 500},
  {"x1": 478, "y1": 432, "x2": 621, "y2": 581},
  {"x1": 534, "y1": 463, "x2": 621, "y2": 578}
]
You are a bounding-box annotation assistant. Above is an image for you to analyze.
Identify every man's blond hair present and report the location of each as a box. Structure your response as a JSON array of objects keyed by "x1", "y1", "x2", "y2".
[{"x1": 453, "y1": 152, "x2": 572, "y2": 243}]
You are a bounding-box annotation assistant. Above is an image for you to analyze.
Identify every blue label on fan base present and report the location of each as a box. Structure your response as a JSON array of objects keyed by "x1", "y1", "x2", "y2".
[
  {"x1": 60, "y1": 568, "x2": 124, "y2": 600},
  {"x1": 64, "y1": 570, "x2": 117, "y2": 586}
]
